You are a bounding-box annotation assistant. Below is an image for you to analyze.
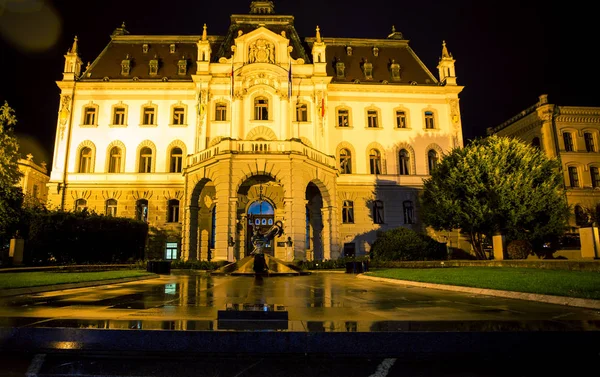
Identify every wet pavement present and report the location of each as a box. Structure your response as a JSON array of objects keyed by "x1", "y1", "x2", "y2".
[{"x1": 1, "y1": 271, "x2": 599, "y2": 376}]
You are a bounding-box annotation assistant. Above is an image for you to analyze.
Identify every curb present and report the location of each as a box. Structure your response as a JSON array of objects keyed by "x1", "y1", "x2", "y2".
[
  {"x1": 0, "y1": 275, "x2": 159, "y2": 298},
  {"x1": 357, "y1": 274, "x2": 600, "y2": 310}
]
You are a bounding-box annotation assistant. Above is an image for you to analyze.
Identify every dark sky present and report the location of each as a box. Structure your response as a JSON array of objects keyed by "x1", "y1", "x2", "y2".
[{"x1": 1, "y1": 0, "x2": 597, "y2": 167}]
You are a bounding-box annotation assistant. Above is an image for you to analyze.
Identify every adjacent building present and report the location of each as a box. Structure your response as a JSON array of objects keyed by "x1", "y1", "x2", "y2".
[
  {"x1": 18, "y1": 154, "x2": 49, "y2": 206},
  {"x1": 488, "y1": 94, "x2": 600, "y2": 230},
  {"x1": 47, "y1": 1, "x2": 465, "y2": 261}
]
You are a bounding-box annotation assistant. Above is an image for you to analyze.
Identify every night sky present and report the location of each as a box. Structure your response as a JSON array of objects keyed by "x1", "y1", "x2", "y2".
[{"x1": 1, "y1": 0, "x2": 597, "y2": 167}]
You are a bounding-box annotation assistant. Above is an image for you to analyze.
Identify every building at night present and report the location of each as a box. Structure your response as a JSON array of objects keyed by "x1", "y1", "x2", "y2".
[
  {"x1": 17, "y1": 154, "x2": 49, "y2": 206},
  {"x1": 47, "y1": 0, "x2": 465, "y2": 261},
  {"x1": 488, "y1": 94, "x2": 600, "y2": 230}
]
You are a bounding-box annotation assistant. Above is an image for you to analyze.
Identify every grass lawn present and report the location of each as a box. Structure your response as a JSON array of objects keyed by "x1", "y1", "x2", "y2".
[
  {"x1": 366, "y1": 267, "x2": 600, "y2": 300},
  {"x1": 0, "y1": 270, "x2": 156, "y2": 290}
]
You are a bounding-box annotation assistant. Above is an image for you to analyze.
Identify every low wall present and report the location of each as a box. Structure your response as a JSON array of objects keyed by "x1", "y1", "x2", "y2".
[{"x1": 372, "y1": 260, "x2": 600, "y2": 272}]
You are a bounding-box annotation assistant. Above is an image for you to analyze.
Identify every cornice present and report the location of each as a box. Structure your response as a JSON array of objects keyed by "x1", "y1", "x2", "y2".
[
  {"x1": 555, "y1": 115, "x2": 600, "y2": 124},
  {"x1": 327, "y1": 83, "x2": 463, "y2": 95},
  {"x1": 305, "y1": 37, "x2": 409, "y2": 47},
  {"x1": 111, "y1": 35, "x2": 224, "y2": 43}
]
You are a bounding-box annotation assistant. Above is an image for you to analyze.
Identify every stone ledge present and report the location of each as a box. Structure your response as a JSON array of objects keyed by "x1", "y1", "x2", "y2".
[{"x1": 357, "y1": 275, "x2": 600, "y2": 310}]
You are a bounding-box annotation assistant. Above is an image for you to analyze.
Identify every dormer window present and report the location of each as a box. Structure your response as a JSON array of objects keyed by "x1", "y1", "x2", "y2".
[
  {"x1": 335, "y1": 61, "x2": 345, "y2": 79},
  {"x1": 390, "y1": 59, "x2": 401, "y2": 81},
  {"x1": 142, "y1": 44, "x2": 149, "y2": 53},
  {"x1": 177, "y1": 57, "x2": 187, "y2": 75},
  {"x1": 121, "y1": 55, "x2": 131, "y2": 76},
  {"x1": 149, "y1": 56, "x2": 159, "y2": 76},
  {"x1": 363, "y1": 59, "x2": 373, "y2": 80},
  {"x1": 170, "y1": 44, "x2": 176, "y2": 53}
]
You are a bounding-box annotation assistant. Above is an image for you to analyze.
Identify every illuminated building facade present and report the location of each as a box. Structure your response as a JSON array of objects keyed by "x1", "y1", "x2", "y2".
[
  {"x1": 17, "y1": 154, "x2": 49, "y2": 206},
  {"x1": 488, "y1": 94, "x2": 600, "y2": 230},
  {"x1": 47, "y1": 1, "x2": 464, "y2": 261}
]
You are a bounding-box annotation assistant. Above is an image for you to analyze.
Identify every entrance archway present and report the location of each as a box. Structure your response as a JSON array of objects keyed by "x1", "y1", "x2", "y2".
[
  {"x1": 305, "y1": 182, "x2": 324, "y2": 261},
  {"x1": 246, "y1": 200, "x2": 275, "y2": 256}
]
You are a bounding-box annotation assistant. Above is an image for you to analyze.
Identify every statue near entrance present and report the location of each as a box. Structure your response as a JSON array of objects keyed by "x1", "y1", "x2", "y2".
[{"x1": 250, "y1": 220, "x2": 284, "y2": 255}]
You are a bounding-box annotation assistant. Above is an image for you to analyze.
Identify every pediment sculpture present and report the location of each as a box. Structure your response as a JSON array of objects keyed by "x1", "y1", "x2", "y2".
[{"x1": 248, "y1": 39, "x2": 275, "y2": 64}]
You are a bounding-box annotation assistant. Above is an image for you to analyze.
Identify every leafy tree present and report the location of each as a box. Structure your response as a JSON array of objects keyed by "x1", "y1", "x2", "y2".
[
  {"x1": 421, "y1": 135, "x2": 569, "y2": 259},
  {"x1": 0, "y1": 101, "x2": 24, "y2": 247}
]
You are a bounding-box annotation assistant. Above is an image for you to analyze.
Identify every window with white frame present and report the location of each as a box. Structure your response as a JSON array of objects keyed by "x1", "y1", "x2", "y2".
[
  {"x1": 172, "y1": 107, "x2": 185, "y2": 125},
  {"x1": 395, "y1": 110, "x2": 407, "y2": 129},
  {"x1": 108, "y1": 147, "x2": 122, "y2": 173},
  {"x1": 424, "y1": 111, "x2": 435, "y2": 129},
  {"x1": 367, "y1": 110, "x2": 378, "y2": 128},
  {"x1": 170, "y1": 147, "x2": 183, "y2": 173},
  {"x1": 136, "y1": 199, "x2": 149, "y2": 222},
  {"x1": 254, "y1": 97, "x2": 269, "y2": 120},
  {"x1": 369, "y1": 149, "x2": 381, "y2": 174},
  {"x1": 79, "y1": 147, "x2": 92, "y2": 173},
  {"x1": 105, "y1": 199, "x2": 117, "y2": 217},
  {"x1": 83, "y1": 106, "x2": 97, "y2": 126},
  {"x1": 337, "y1": 109, "x2": 349, "y2": 127},
  {"x1": 296, "y1": 103, "x2": 308, "y2": 122},
  {"x1": 139, "y1": 147, "x2": 153, "y2": 173},
  {"x1": 167, "y1": 199, "x2": 180, "y2": 223},
  {"x1": 215, "y1": 103, "x2": 227, "y2": 121}
]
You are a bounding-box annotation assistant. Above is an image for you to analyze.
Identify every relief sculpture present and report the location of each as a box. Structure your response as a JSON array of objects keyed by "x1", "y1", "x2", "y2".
[{"x1": 248, "y1": 39, "x2": 275, "y2": 64}]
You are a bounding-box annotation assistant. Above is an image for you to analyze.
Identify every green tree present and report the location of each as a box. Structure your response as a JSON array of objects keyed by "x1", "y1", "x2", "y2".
[
  {"x1": 421, "y1": 135, "x2": 569, "y2": 259},
  {"x1": 0, "y1": 101, "x2": 24, "y2": 247}
]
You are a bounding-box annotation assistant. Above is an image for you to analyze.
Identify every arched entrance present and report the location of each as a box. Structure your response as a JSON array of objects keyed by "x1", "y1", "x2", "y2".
[
  {"x1": 305, "y1": 182, "x2": 324, "y2": 261},
  {"x1": 246, "y1": 200, "x2": 275, "y2": 256}
]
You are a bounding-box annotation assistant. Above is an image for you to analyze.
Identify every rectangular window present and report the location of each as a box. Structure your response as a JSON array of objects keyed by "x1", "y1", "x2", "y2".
[
  {"x1": 342, "y1": 200, "x2": 354, "y2": 224},
  {"x1": 83, "y1": 107, "x2": 96, "y2": 125},
  {"x1": 296, "y1": 104, "x2": 308, "y2": 122},
  {"x1": 168, "y1": 200, "x2": 180, "y2": 223},
  {"x1": 143, "y1": 107, "x2": 155, "y2": 125},
  {"x1": 568, "y1": 166, "x2": 579, "y2": 187},
  {"x1": 338, "y1": 109, "x2": 349, "y2": 127},
  {"x1": 373, "y1": 200, "x2": 384, "y2": 224},
  {"x1": 113, "y1": 107, "x2": 125, "y2": 125},
  {"x1": 32, "y1": 184, "x2": 39, "y2": 199},
  {"x1": 563, "y1": 132, "x2": 574, "y2": 152},
  {"x1": 396, "y1": 111, "x2": 407, "y2": 128},
  {"x1": 367, "y1": 110, "x2": 378, "y2": 128},
  {"x1": 215, "y1": 103, "x2": 227, "y2": 121},
  {"x1": 584, "y1": 133, "x2": 595, "y2": 152},
  {"x1": 591, "y1": 167, "x2": 600, "y2": 188},
  {"x1": 424, "y1": 111, "x2": 435, "y2": 129},
  {"x1": 172, "y1": 107, "x2": 185, "y2": 125},
  {"x1": 165, "y1": 242, "x2": 178, "y2": 260},
  {"x1": 403, "y1": 201, "x2": 414, "y2": 224}
]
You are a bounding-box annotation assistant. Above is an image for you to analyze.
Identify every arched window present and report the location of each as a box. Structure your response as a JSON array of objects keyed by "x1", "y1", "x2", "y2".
[
  {"x1": 136, "y1": 199, "x2": 149, "y2": 222},
  {"x1": 79, "y1": 147, "x2": 92, "y2": 173},
  {"x1": 170, "y1": 147, "x2": 183, "y2": 173},
  {"x1": 369, "y1": 149, "x2": 381, "y2": 175},
  {"x1": 254, "y1": 97, "x2": 269, "y2": 120},
  {"x1": 531, "y1": 137, "x2": 541, "y2": 149},
  {"x1": 167, "y1": 199, "x2": 180, "y2": 223},
  {"x1": 340, "y1": 148, "x2": 352, "y2": 174},
  {"x1": 105, "y1": 199, "x2": 117, "y2": 217},
  {"x1": 342, "y1": 200, "x2": 354, "y2": 224},
  {"x1": 399, "y1": 149, "x2": 410, "y2": 175},
  {"x1": 139, "y1": 147, "x2": 153, "y2": 173},
  {"x1": 108, "y1": 147, "x2": 122, "y2": 173},
  {"x1": 427, "y1": 150, "x2": 438, "y2": 174},
  {"x1": 568, "y1": 166, "x2": 579, "y2": 187},
  {"x1": 296, "y1": 103, "x2": 308, "y2": 122},
  {"x1": 372, "y1": 200, "x2": 384, "y2": 224},
  {"x1": 75, "y1": 198, "x2": 87, "y2": 212},
  {"x1": 403, "y1": 200, "x2": 414, "y2": 224},
  {"x1": 563, "y1": 132, "x2": 574, "y2": 152}
]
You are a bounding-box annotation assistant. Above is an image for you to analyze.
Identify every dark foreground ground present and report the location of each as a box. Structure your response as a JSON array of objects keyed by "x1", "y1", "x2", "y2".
[{"x1": 1, "y1": 271, "x2": 599, "y2": 376}]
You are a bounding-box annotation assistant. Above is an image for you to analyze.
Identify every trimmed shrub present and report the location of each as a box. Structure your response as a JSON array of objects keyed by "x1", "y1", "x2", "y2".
[
  {"x1": 370, "y1": 227, "x2": 447, "y2": 261},
  {"x1": 506, "y1": 240, "x2": 532, "y2": 260},
  {"x1": 24, "y1": 208, "x2": 148, "y2": 265}
]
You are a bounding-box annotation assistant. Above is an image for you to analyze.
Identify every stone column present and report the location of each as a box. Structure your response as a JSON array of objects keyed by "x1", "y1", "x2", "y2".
[
  {"x1": 183, "y1": 205, "x2": 199, "y2": 261},
  {"x1": 321, "y1": 206, "x2": 332, "y2": 260},
  {"x1": 228, "y1": 197, "x2": 238, "y2": 262},
  {"x1": 231, "y1": 96, "x2": 242, "y2": 140},
  {"x1": 281, "y1": 95, "x2": 290, "y2": 140}
]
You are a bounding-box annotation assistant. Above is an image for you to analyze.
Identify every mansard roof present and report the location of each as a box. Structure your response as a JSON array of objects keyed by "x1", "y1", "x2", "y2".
[
  {"x1": 81, "y1": 35, "x2": 222, "y2": 81},
  {"x1": 308, "y1": 38, "x2": 438, "y2": 85}
]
